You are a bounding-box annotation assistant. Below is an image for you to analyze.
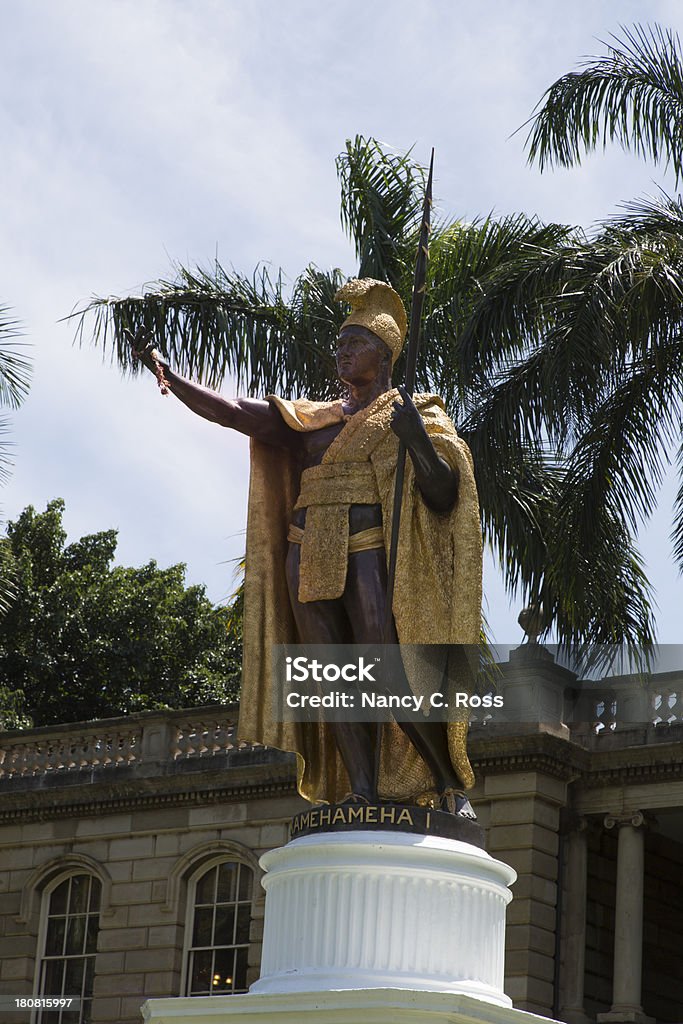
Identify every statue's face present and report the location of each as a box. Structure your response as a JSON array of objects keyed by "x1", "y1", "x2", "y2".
[{"x1": 335, "y1": 326, "x2": 390, "y2": 386}]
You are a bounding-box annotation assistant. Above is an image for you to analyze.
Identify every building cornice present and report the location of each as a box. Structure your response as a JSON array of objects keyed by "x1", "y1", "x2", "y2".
[{"x1": 0, "y1": 759, "x2": 298, "y2": 825}]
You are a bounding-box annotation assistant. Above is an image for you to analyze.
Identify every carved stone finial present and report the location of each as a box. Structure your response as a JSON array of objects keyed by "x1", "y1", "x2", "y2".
[{"x1": 518, "y1": 603, "x2": 550, "y2": 644}]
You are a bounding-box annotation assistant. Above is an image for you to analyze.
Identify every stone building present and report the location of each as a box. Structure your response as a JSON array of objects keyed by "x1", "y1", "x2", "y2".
[{"x1": 1, "y1": 646, "x2": 682, "y2": 1024}]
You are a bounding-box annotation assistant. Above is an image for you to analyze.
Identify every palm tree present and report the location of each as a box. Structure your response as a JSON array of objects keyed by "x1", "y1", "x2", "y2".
[
  {"x1": 78, "y1": 136, "x2": 655, "y2": 649},
  {"x1": 449, "y1": 25, "x2": 683, "y2": 640},
  {"x1": 0, "y1": 305, "x2": 31, "y2": 614}
]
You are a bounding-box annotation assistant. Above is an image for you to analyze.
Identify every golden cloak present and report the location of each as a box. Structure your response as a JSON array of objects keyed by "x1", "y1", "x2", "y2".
[{"x1": 237, "y1": 389, "x2": 483, "y2": 804}]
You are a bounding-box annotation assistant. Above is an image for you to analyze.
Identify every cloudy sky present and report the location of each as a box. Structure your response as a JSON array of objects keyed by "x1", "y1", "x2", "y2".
[{"x1": 1, "y1": 0, "x2": 681, "y2": 643}]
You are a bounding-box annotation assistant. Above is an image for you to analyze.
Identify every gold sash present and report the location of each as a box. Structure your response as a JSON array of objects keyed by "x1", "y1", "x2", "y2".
[
  {"x1": 288, "y1": 523, "x2": 384, "y2": 556},
  {"x1": 294, "y1": 463, "x2": 381, "y2": 601}
]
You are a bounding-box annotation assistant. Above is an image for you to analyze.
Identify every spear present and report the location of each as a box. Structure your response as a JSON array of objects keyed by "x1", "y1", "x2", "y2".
[{"x1": 383, "y1": 149, "x2": 434, "y2": 644}]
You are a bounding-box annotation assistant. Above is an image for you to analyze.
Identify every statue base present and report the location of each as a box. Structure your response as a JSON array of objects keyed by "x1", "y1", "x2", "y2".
[
  {"x1": 142, "y1": 989, "x2": 562, "y2": 1023},
  {"x1": 142, "y1": 828, "x2": 562, "y2": 1024},
  {"x1": 250, "y1": 830, "x2": 514, "y2": 1003}
]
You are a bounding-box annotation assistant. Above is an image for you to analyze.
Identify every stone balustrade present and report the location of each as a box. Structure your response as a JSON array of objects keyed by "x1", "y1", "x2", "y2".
[
  {"x1": 0, "y1": 725, "x2": 139, "y2": 777},
  {"x1": 2, "y1": 652, "x2": 682, "y2": 783},
  {"x1": 573, "y1": 671, "x2": 683, "y2": 735},
  {"x1": 0, "y1": 704, "x2": 258, "y2": 780}
]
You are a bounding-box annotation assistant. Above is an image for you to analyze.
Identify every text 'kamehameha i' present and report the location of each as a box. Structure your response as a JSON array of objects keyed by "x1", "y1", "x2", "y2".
[{"x1": 288, "y1": 802, "x2": 486, "y2": 846}]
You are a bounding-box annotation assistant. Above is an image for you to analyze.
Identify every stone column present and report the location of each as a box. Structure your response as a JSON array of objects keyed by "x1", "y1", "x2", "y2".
[
  {"x1": 559, "y1": 817, "x2": 590, "y2": 1024},
  {"x1": 597, "y1": 812, "x2": 653, "y2": 1024}
]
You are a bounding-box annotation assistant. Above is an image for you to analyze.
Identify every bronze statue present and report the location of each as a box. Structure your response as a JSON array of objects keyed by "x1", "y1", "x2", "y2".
[{"x1": 128, "y1": 278, "x2": 482, "y2": 817}]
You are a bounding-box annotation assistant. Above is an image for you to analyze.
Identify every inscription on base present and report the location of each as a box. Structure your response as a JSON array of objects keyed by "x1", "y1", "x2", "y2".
[{"x1": 289, "y1": 801, "x2": 485, "y2": 847}]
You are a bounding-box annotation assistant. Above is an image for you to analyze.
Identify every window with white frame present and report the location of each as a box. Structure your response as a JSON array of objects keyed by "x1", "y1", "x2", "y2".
[
  {"x1": 36, "y1": 873, "x2": 101, "y2": 1024},
  {"x1": 184, "y1": 860, "x2": 254, "y2": 996}
]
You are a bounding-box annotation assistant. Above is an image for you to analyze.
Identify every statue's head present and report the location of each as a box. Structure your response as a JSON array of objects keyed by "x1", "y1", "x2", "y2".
[
  {"x1": 335, "y1": 323, "x2": 392, "y2": 387},
  {"x1": 334, "y1": 278, "x2": 407, "y2": 374}
]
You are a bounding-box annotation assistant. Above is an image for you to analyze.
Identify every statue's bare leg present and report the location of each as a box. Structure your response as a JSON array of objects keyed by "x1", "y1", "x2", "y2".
[
  {"x1": 285, "y1": 542, "x2": 378, "y2": 801},
  {"x1": 285, "y1": 541, "x2": 473, "y2": 814},
  {"x1": 343, "y1": 548, "x2": 474, "y2": 814}
]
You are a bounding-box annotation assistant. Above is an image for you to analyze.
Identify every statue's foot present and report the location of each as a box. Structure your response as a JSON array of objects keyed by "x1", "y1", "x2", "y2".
[
  {"x1": 340, "y1": 792, "x2": 373, "y2": 805},
  {"x1": 438, "y1": 787, "x2": 477, "y2": 820}
]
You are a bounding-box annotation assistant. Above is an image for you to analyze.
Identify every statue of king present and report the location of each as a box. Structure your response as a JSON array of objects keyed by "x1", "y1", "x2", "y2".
[{"x1": 130, "y1": 278, "x2": 482, "y2": 816}]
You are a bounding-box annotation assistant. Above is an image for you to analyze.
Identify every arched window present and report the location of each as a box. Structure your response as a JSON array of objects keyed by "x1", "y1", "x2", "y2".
[
  {"x1": 36, "y1": 873, "x2": 101, "y2": 1023},
  {"x1": 184, "y1": 860, "x2": 254, "y2": 996}
]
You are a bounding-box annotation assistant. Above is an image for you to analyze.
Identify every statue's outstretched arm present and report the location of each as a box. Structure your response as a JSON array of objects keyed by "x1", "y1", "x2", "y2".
[
  {"x1": 390, "y1": 385, "x2": 459, "y2": 513},
  {"x1": 126, "y1": 329, "x2": 294, "y2": 448}
]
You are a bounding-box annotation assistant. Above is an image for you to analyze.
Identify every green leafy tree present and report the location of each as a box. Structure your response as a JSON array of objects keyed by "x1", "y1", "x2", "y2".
[
  {"x1": 78, "y1": 136, "x2": 657, "y2": 648},
  {"x1": 0, "y1": 500, "x2": 242, "y2": 727},
  {"x1": 0, "y1": 684, "x2": 31, "y2": 730}
]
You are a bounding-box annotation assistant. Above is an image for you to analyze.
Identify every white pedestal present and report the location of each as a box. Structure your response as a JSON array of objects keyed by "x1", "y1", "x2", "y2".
[
  {"x1": 142, "y1": 829, "x2": 546, "y2": 1024},
  {"x1": 251, "y1": 831, "x2": 516, "y2": 1006}
]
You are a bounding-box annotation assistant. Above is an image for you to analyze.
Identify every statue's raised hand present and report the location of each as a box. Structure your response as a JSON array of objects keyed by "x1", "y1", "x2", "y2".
[
  {"x1": 123, "y1": 328, "x2": 171, "y2": 395},
  {"x1": 124, "y1": 327, "x2": 157, "y2": 371},
  {"x1": 390, "y1": 385, "x2": 427, "y2": 447}
]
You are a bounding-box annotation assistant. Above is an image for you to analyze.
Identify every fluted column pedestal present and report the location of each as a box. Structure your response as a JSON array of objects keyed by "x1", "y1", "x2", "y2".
[
  {"x1": 252, "y1": 831, "x2": 515, "y2": 1003},
  {"x1": 143, "y1": 831, "x2": 565, "y2": 1024}
]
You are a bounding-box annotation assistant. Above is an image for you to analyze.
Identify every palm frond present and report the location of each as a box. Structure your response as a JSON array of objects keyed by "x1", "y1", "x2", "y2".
[
  {"x1": 0, "y1": 305, "x2": 29, "y2": 619},
  {"x1": 75, "y1": 263, "x2": 344, "y2": 398},
  {"x1": 0, "y1": 306, "x2": 31, "y2": 409},
  {"x1": 546, "y1": 503, "x2": 655, "y2": 649},
  {"x1": 464, "y1": 429, "x2": 654, "y2": 648},
  {"x1": 608, "y1": 188, "x2": 683, "y2": 234},
  {"x1": 337, "y1": 136, "x2": 424, "y2": 288},
  {"x1": 0, "y1": 307, "x2": 31, "y2": 495},
  {"x1": 672, "y1": 440, "x2": 683, "y2": 570},
  {"x1": 466, "y1": 434, "x2": 563, "y2": 599},
  {"x1": 460, "y1": 195, "x2": 683, "y2": 446},
  {"x1": 463, "y1": 235, "x2": 683, "y2": 550},
  {"x1": 0, "y1": 417, "x2": 15, "y2": 486},
  {"x1": 458, "y1": 232, "x2": 633, "y2": 455},
  {"x1": 525, "y1": 24, "x2": 683, "y2": 181},
  {"x1": 553, "y1": 347, "x2": 681, "y2": 601},
  {"x1": 425, "y1": 216, "x2": 579, "y2": 415}
]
